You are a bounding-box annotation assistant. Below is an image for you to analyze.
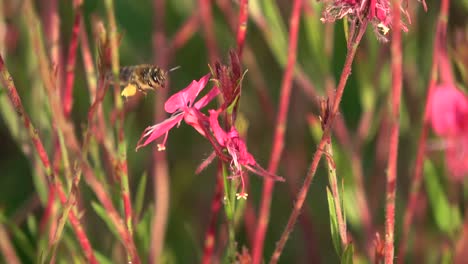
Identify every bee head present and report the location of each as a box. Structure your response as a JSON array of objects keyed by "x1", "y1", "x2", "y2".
[{"x1": 149, "y1": 67, "x2": 167, "y2": 88}]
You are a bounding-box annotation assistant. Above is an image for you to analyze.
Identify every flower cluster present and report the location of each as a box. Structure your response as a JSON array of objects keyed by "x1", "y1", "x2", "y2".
[
  {"x1": 136, "y1": 74, "x2": 217, "y2": 151},
  {"x1": 428, "y1": 84, "x2": 468, "y2": 180},
  {"x1": 320, "y1": 0, "x2": 409, "y2": 41},
  {"x1": 136, "y1": 70, "x2": 284, "y2": 198}
]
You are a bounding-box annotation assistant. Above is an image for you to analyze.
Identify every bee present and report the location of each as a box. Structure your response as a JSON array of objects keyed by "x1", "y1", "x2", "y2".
[{"x1": 106, "y1": 64, "x2": 170, "y2": 98}]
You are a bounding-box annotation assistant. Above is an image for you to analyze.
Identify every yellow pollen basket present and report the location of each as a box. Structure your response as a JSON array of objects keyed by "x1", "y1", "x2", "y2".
[
  {"x1": 121, "y1": 83, "x2": 138, "y2": 98},
  {"x1": 377, "y1": 23, "x2": 390, "y2": 35}
]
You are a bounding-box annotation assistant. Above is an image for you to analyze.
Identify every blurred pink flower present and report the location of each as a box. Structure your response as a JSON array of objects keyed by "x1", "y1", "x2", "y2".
[
  {"x1": 136, "y1": 74, "x2": 219, "y2": 150},
  {"x1": 428, "y1": 84, "x2": 468, "y2": 180},
  {"x1": 208, "y1": 110, "x2": 284, "y2": 198}
]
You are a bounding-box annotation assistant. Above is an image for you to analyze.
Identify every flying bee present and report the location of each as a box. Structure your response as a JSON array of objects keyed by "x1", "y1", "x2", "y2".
[{"x1": 106, "y1": 64, "x2": 179, "y2": 98}]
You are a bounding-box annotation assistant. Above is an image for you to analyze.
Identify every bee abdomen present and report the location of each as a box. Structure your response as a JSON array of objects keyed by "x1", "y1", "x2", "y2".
[{"x1": 119, "y1": 66, "x2": 136, "y2": 82}]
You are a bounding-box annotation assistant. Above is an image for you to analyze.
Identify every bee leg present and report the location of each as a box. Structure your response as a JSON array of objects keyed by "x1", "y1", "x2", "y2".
[{"x1": 135, "y1": 85, "x2": 148, "y2": 97}]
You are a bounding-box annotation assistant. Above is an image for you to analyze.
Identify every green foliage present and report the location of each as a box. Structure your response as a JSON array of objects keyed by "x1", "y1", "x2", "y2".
[
  {"x1": 424, "y1": 160, "x2": 462, "y2": 237},
  {"x1": 134, "y1": 172, "x2": 147, "y2": 218},
  {"x1": 91, "y1": 202, "x2": 120, "y2": 241},
  {"x1": 0, "y1": 0, "x2": 467, "y2": 263},
  {"x1": 327, "y1": 187, "x2": 342, "y2": 256},
  {"x1": 341, "y1": 243, "x2": 354, "y2": 264}
]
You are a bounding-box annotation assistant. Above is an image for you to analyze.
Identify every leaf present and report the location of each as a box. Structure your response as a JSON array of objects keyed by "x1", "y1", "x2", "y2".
[
  {"x1": 94, "y1": 251, "x2": 114, "y2": 264},
  {"x1": 134, "y1": 172, "x2": 147, "y2": 219},
  {"x1": 257, "y1": 0, "x2": 288, "y2": 67},
  {"x1": 91, "y1": 202, "x2": 120, "y2": 240},
  {"x1": 341, "y1": 243, "x2": 354, "y2": 264},
  {"x1": 136, "y1": 205, "x2": 153, "y2": 257},
  {"x1": 424, "y1": 160, "x2": 462, "y2": 236},
  {"x1": 327, "y1": 187, "x2": 342, "y2": 256},
  {"x1": 303, "y1": 3, "x2": 328, "y2": 74},
  {"x1": 27, "y1": 214, "x2": 38, "y2": 237},
  {"x1": 0, "y1": 212, "x2": 35, "y2": 260}
]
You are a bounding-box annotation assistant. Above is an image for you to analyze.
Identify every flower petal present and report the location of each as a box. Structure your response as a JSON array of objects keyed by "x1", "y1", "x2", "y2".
[
  {"x1": 429, "y1": 84, "x2": 468, "y2": 136},
  {"x1": 194, "y1": 86, "x2": 220, "y2": 110},
  {"x1": 184, "y1": 108, "x2": 209, "y2": 137},
  {"x1": 136, "y1": 114, "x2": 183, "y2": 150},
  {"x1": 165, "y1": 73, "x2": 211, "y2": 113},
  {"x1": 229, "y1": 136, "x2": 256, "y2": 165},
  {"x1": 164, "y1": 80, "x2": 197, "y2": 113},
  {"x1": 208, "y1": 110, "x2": 228, "y2": 146}
]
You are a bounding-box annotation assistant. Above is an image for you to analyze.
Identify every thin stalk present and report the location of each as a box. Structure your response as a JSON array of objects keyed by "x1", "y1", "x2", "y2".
[
  {"x1": 236, "y1": 0, "x2": 248, "y2": 56},
  {"x1": 199, "y1": 0, "x2": 219, "y2": 62},
  {"x1": 79, "y1": 19, "x2": 98, "y2": 101},
  {"x1": 202, "y1": 173, "x2": 224, "y2": 263},
  {"x1": 41, "y1": 0, "x2": 62, "y2": 83},
  {"x1": 167, "y1": 10, "x2": 199, "y2": 62},
  {"x1": 252, "y1": 1, "x2": 302, "y2": 263},
  {"x1": 269, "y1": 21, "x2": 368, "y2": 263},
  {"x1": 0, "y1": 222, "x2": 21, "y2": 264},
  {"x1": 397, "y1": 0, "x2": 449, "y2": 261},
  {"x1": 63, "y1": 0, "x2": 82, "y2": 117},
  {"x1": 384, "y1": 0, "x2": 403, "y2": 262},
  {"x1": 324, "y1": 136, "x2": 348, "y2": 247},
  {"x1": 150, "y1": 0, "x2": 170, "y2": 262},
  {"x1": 24, "y1": 2, "x2": 139, "y2": 260},
  {"x1": 214, "y1": 1, "x2": 275, "y2": 123},
  {"x1": 221, "y1": 163, "x2": 237, "y2": 262},
  {"x1": 0, "y1": 55, "x2": 98, "y2": 264},
  {"x1": 103, "y1": 3, "x2": 136, "y2": 264}
]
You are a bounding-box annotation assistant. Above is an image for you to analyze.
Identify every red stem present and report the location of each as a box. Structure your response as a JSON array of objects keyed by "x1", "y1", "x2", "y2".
[
  {"x1": 150, "y1": 0, "x2": 171, "y2": 263},
  {"x1": 40, "y1": 0, "x2": 61, "y2": 242},
  {"x1": 0, "y1": 222, "x2": 21, "y2": 264},
  {"x1": 63, "y1": 4, "x2": 82, "y2": 118},
  {"x1": 103, "y1": 1, "x2": 137, "y2": 261},
  {"x1": 202, "y1": 170, "x2": 224, "y2": 263},
  {"x1": 269, "y1": 21, "x2": 368, "y2": 263},
  {"x1": 168, "y1": 10, "x2": 199, "y2": 62},
  {"x1": 397, "y1": 0, "x2": 450, "y2": 261},
  {"x1": 25, "y1": 2, "x2": 139, "y2": 261},
  {"x1": 0, "y1": 55, "x2": 98, "y2": 264},
  {"x1": 42, "y1": 0, "x2": 62, "y2": 82},
  {"x1": 82, "y1": 165, "x2": 140, "y2": 262},
  {"x1": 199, "y1": 0, "x2": 219, "y2": 62},
  {"x1": 214, "y1": 0, "x2": 276, "y2": 123},
  {"x1": 55, "y1": 182, "x2": 96, "y2": 264},
  {"x1": 39, "y1": 185, "x2": 56, "y2": 233},
  {"x1": 252, "y1": 1, "x2": 302, "y2": 263},
  {"x1": 384, "y1": 1, "x2": 403, "y2": 262},
  {"x1": 236, "y1": 0, "x2": 248, "y2": 56}
]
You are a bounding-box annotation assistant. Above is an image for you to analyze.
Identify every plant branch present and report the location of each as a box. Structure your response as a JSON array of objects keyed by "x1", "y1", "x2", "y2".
[
  {"x1": 103, "y1": 2, "x2": 137, "y2": 263},
  {"x1": 236, "y1": 0, "x2": 248, "y2": 56},
  {"x1": 252, "y1": 1, "x2": 302, "y2": 263},
  {"x1": 397, "y1": 0, "x2": 450, "y2": 261},
  {"x1": 63, "y1": 0, "x2": 82, "y2": 117},
  {"x1": 199, "y1": 0, "x2": 219, "y2": 62},
  {"x1": 384, "y1": 1, "x2": 403, "y2": 262},
  {"x1": 0, "y1": 54, "x2": 98, "y2": 264},
  {"x1": 269, "y1": 20, "x2": 368, "y2": 263},
  {"x1": 150, "y1": 0, "x2": 170, "y2": 262}
]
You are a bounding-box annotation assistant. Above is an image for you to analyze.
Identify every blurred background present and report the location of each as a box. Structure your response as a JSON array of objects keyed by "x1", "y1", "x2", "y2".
[{"x1": 0, "y1": 0, "x2": 468, "y2": 263}]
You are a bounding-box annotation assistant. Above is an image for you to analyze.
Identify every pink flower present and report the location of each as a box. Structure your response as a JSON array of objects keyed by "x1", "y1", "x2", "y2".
[
  {"x1": 321, "y1": 0, "x2": 409, "y2": 41},
  {"x1": 208, "y1": 110, "x2": 284, "y2": 198},
  {"x1": 136, "y1": 74, "x2": 219, "y2": 150},
  {"x1": 429, "y1": 84, "x2": 468, "y2": 136},
  {"x1": 428, "y1": 84, "x2": 468, "y2": 180}
]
